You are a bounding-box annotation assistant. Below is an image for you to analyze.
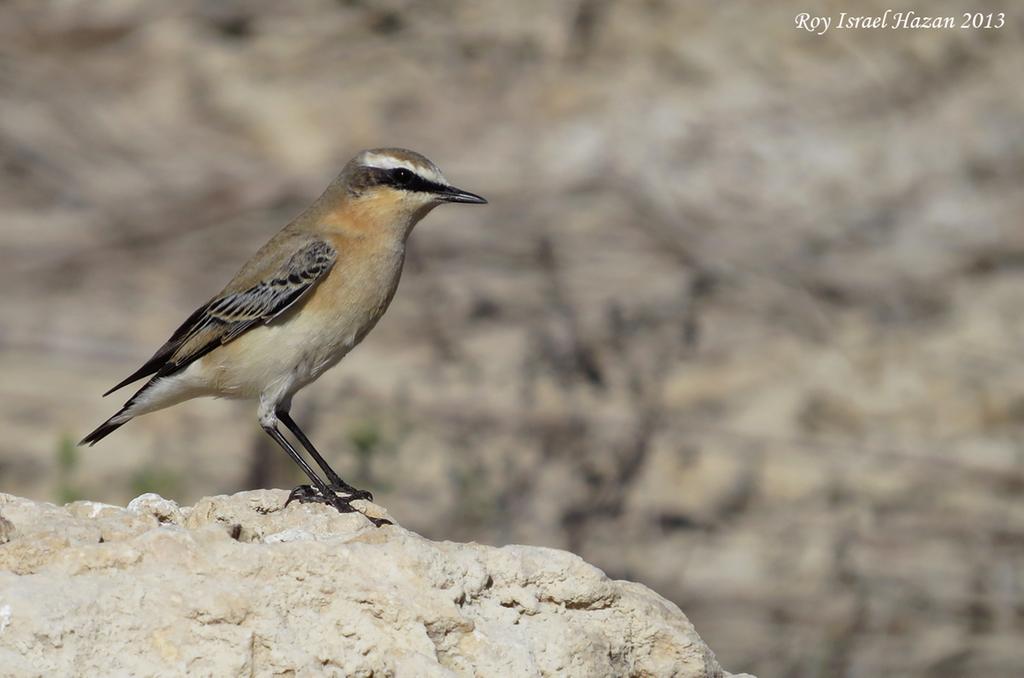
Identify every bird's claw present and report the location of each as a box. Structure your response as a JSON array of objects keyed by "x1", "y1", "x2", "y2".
[
  {"x1": 283, "y1": 484, "x2": 391, "y2": 527},
  {"x1": 285, "y1": 483, "x2": 371, "y2": 505},
  {"x1": 285, "y1": 484, "x2": 331, "y2": 507},
  {"x1": 360, "y1": 513, "x2": 393, "y2": 528},
  {"x1": 322, "y1": 478, "x2": 373, "y2": 502},
  {"x1": 335, "y1": 485, "x2": 373, "y2": 502}
]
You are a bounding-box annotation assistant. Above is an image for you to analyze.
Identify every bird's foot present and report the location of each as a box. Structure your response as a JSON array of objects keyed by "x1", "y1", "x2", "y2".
[
  {"x1": 284, "y1": 485, "x2": 391, "y2": 527},
  {"x1": 328, "y1": 480, "x2": 373, "y2": 502},
  {"x1": 285, "y1": 484, "x2": 337, "y2": 508},
  {"x1": 285, "y1": 483, "x2": 372, "y2": 504}
]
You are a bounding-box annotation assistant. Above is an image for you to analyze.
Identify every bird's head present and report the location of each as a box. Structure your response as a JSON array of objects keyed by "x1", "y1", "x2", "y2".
[{"x1": 324, "y1": 148, "x2": 486, "y2": 236}]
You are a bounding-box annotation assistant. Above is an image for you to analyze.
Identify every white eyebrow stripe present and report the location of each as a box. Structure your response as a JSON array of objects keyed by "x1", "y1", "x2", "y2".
[{"x1": 361, "y1": 152, "x2": 448, "y2": 186}]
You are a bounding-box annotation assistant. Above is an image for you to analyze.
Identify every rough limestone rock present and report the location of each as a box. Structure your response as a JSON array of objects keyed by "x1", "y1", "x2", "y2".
[{"x1": 0, "y1": 491, "x2": 743, "y2": 677}]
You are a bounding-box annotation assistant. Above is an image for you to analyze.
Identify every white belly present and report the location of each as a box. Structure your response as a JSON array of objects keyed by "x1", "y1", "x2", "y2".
[{"x1": 221, "y1": 312, "x2": 361, "y2": 394}]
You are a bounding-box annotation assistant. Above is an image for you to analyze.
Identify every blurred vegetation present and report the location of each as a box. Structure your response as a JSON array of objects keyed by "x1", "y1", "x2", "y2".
[
  {"x1": 55, "y1": 435, "x2": 83, "y2": 505},
  {"x1": 130, "y1": 464, "x2": 182, "y2": 500},
  {"x1": 344, "y1": 419, "x2": 391, "y2": 493}
]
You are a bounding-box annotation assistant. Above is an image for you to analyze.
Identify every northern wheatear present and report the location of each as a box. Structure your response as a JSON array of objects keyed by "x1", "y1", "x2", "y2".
[{"x1": 81, "y1": 148, "x2": 486, "y2": 524}]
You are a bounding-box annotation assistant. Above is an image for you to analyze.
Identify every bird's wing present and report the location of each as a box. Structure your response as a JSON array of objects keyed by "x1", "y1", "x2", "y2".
[{"x1": 103, "y1": 238, "x2": 337, "y2": 395}]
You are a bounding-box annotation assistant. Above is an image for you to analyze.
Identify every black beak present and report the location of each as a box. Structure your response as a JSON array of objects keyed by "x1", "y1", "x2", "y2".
[{"x1": 437, "y1": 185, "x2": 487, "y2": 204}]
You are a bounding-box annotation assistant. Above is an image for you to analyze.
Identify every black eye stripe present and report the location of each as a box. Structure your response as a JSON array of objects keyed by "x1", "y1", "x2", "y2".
[
  {"x1": 355, "y1": 165, "x2": 449, "y2": 194},
  {"x1": 382, "y1": 167, "x2": 447, "y2": 193}
]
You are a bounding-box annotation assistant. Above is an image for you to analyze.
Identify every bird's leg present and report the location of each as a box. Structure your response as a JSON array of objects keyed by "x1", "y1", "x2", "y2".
[
  {"x1": 260, "y1": 422, "x2": 352, "y2": 510},
  {"x1": 276, "y1": 409, "x2": 374, "y2": 502},
  {"x1": 261, "y1": 414, "x2": 389, "y2": 527}
]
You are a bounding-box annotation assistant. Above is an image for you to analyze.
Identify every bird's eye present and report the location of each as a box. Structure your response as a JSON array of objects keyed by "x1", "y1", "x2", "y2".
[{"x1": 392, "y1": 168, "x2": 413, "y2": 185}]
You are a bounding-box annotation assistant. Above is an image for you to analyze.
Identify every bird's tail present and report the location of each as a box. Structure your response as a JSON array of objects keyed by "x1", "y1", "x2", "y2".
[
  {"x1": 79, "y1": 380, "x2": 151, "y2": 446},
  {"x1": 79, "y1": 414, "x2": 129, "y2": 446}
]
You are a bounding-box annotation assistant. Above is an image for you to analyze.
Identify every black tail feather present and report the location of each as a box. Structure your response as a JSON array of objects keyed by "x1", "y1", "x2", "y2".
[
  {"x1": 82, "y1": 375, "x2": 163, "y2": 446},
  {"x1": 79, "y1": 416, "x2": 128, "y2": 446}
]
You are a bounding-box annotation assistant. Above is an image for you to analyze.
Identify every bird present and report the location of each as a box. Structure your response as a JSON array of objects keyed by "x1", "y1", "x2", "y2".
[{"x1": 80, "y1": 148, "x2": 486, "y2": 525}]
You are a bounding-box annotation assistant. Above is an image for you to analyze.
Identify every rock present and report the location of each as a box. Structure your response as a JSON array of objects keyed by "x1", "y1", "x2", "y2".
[{"x1": 0, "y1": 491, "x2": 740, "y2": 677}]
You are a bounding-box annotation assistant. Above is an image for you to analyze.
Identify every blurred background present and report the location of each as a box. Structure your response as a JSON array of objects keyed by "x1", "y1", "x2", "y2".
[{"x1": 2, "y1": 1, "x2": 1023, "y2": 675}]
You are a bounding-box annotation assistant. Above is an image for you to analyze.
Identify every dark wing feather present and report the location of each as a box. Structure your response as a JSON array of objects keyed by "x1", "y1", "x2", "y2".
[{"x1": 103, "y1": 239, "x2": 336, "y2": 395}]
